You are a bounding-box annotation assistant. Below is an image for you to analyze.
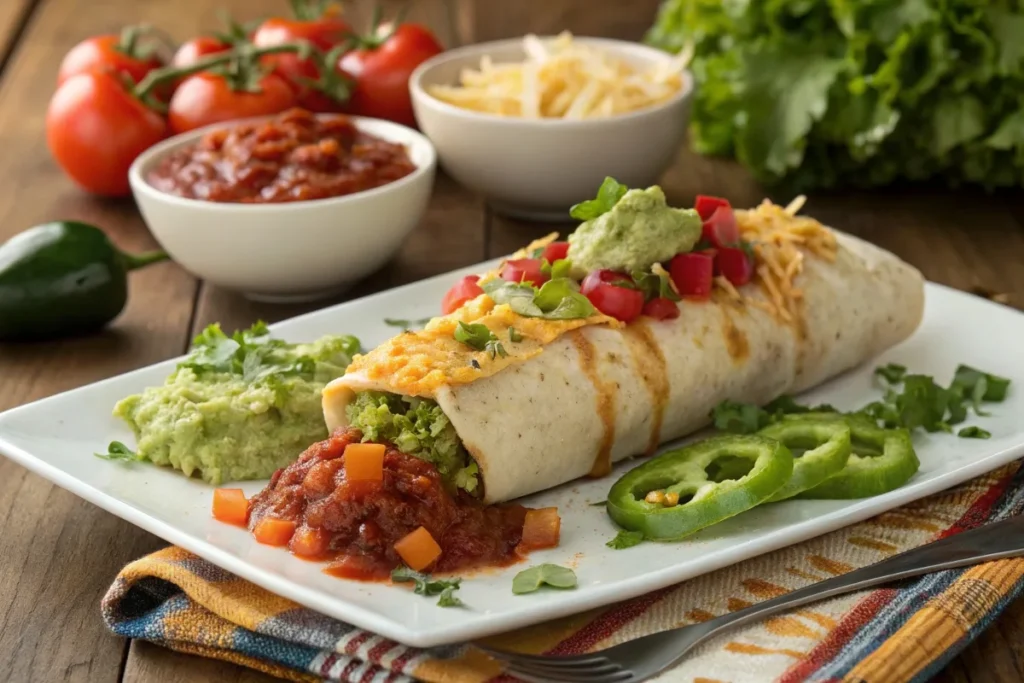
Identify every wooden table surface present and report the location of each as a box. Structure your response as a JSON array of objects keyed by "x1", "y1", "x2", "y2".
[{"x1": 0, "y1": 0, "x2": 1022, "y2": 681}]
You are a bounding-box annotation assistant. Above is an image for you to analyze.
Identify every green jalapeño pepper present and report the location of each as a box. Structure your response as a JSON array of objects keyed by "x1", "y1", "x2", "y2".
[
  {"x1": 797, "y1": 415, "x2": 920, "y2": 499},
  {"x1": 607, "y1": 435, "x2": 793, "y2": 541},
  {"x1": 0, "y1": 222, "x2": 168, "y2": 341},
  {"x1": 759, "y1": 416, "x2": 851, "y2": 502}
]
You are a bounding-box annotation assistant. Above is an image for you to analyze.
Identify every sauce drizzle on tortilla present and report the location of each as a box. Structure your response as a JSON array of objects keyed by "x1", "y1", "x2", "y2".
[
  {"x1": 719, "y1": 306, "x2": 750, "y2": 363},
  {"x1": 570, "y1": 331, "x2": 616, "y2": 477},
  {"x1": 622, "y1": 321, "x2": 669, "y2": 454}
]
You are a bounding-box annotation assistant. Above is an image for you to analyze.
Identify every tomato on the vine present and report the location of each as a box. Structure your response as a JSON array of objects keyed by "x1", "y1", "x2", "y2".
[
  {"x1": 57, "y1": 32, "x2": 163, "y2": 86},
  {"x1": 168, "y1": 71, "x2": 297, "y2": 134},
  {"x1": 172, "y1": 37, "x2": 232, "y2": 69},
  {"x1": 47, "y1": 72, "x2": 167, "y2": 196},
  {"x1": 253, "y1": 1, "x2": 350, "y2": 109},
  {"x1": 339, "y1": 23, "x2": 444, "y2": 128}
]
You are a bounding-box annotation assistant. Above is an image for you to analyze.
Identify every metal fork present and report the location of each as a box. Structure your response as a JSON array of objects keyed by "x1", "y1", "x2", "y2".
[{"x1": 479, "y1": 513, "x2": 1024, "y2": 683}]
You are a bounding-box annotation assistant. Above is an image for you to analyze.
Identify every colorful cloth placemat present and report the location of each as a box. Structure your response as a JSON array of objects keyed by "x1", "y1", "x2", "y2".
[{"x1": 103, "y1": 460, "x2": 1024, "y2": 683}]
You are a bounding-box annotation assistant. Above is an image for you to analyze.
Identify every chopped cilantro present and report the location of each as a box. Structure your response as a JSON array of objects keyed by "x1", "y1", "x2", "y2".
[
  {"x1": 541, "y1": 258, "x2": 573, "y2": 280},
  {"x1": 512, "y1": 564, "x2": 577, "y2": 594},
  {"x1": 711, "y1": 363, "x2": 1009, "y2": 440},
  {"x1": 94, "y1": 441, "x2": 141, "y2": 462},
  {"x1": 958, "y1": 426, "x2": 992, "y2": 439},
  {"x1": 874, "y1": 363, "x2": 907, "y2": 384},
  {"x1": 569, "y1": 177, "x2": 628, "y2": 221},
  {"x1": 606, "y1": 530, "x2": 644, "y2": 549},
  {"x1": 454, "y1": 321, "x2": 496, "y2": 351},
  {"x1": 391, "y1": 566, "x2": 464, "y2": 607},
  {"x1": 508, "y1": 327, "x2": 523, "y2": 343},
  {"x1": 485, "y1": 339, "x2": 507, "y2": 360},
  {"x1": 384, "y1": 317, "x2": 432, "y2": 331}
]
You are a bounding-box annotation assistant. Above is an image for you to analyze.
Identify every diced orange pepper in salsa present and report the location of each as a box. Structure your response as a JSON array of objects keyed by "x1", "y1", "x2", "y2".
[
  {"x1": 393, "y1": 526, "x2": 442, "y2": 571},
  {"x1": 253, "y1": 517, "x2": 297, "y2": 547},
  {"x1": 290, "y1": 526, "x2": 332, "y2": 558},
  {"x1": 344, "y1": 442, "x2": 386, "y2": 482},
  {"x1": 212, "y1": 488, "x2": 249, "y2": 526},
  {"x1": 519, "y1": 507, "x2": 561, "y2": 550}
]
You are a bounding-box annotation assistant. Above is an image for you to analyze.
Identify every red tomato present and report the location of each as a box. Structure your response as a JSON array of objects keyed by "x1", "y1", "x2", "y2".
[
  {"x1": 47, "y1": 72, "x2": 167, "y2": 196},
  {"x1": 717, "y1": 247, "x2": 754, "y2": 287},
  {"x1": 339, "y1": 24, "x2": 444, "y2": 128},
  {"x1": 701, "y1": 205, "x2": 740, "y2": 247},
  {"x1": 172, "y1": 36, "x2": 232, "y2": 69},
  {"x1": 694, "y1": 194, "x2": 730, "y2": 221},
  {"x1": 642, "y1": 297, "x2": 680, "y2": 320},
  {"x1": 541, "y1": 241, "x2": 570, "y2": 263},
  {"x1": 441, "y1": 275, "x2": 484, "y2": 314},
  {"x1": 501, "y1": 258, "x2": 548, "y2": 286},
  {"x1": 669, "y1": 252, "x2": 714, "y2": 299},
  {"x1": 57, "y1": 34, "x2": 163, "y2": 86},
  {"x1": 253, "y1": 12, "x2": 350, "y2": 106},
  {"x1": 168, "y1": 72, "x2": 297, "y2": 134},
  {"x1": 581, "y1": 270, "x2": 644, "y2": 323}
]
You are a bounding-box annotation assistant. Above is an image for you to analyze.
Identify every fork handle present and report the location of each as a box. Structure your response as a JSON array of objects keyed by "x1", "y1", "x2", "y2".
[{"x1": 701, "y1": 513, "x2": 1024, "y2": 638}]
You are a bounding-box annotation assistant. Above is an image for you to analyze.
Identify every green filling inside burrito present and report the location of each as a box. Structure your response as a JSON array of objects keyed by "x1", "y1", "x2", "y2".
[{"x1": 345, "y1": 391, "x2": 479, "y2": 494}]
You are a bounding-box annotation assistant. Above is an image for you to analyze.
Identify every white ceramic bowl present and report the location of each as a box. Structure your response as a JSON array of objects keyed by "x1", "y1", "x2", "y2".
[
  {"x1": 410, "y1": 37, "x2": 692, "y2": 221},
  {"x1": 129, "y1": 115, "x2": 437, "y2": 302}
]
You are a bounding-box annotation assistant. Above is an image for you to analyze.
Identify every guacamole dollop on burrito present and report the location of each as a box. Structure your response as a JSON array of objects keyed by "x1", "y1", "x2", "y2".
[
  {"x1": 114, "y1": 323, "x2": 360, "y2": 484},
  {"x1": 568, "y1": 184, "x2": 702, "y2": 274}
]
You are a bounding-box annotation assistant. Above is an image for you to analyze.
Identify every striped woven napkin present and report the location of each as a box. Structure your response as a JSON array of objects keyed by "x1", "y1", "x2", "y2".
[{"x1": 102, "y1": 460, "x2": 1024, "y2": 683}]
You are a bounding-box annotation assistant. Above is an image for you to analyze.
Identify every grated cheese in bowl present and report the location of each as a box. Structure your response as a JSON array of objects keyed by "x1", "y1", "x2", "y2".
[{"x1": 426, "y1": 32, "x2": 690, "y2": 120}]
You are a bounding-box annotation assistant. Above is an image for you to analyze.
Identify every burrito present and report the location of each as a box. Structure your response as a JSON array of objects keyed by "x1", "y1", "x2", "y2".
[{"x1": 322, "y1": 187, "x2": 924, "y2": 505}]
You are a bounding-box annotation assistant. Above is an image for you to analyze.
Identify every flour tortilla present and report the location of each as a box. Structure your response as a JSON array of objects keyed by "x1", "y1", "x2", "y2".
[{"x1": 324, "y1": 231, "x2": 924, "y2": 503}]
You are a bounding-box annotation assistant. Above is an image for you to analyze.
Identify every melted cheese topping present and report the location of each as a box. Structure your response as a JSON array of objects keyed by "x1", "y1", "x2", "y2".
[
  {"x1": 732, "y1": 198, "x2": 837, "y2": 324},
  {"x1": 346, "y1": 293, "x2": 618, "y2": 396}
]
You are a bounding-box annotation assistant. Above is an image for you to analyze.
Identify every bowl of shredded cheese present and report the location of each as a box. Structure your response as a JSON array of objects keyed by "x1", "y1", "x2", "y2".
[{"x1": 410, "y1": 32, "x2": 693, "y2": 221}]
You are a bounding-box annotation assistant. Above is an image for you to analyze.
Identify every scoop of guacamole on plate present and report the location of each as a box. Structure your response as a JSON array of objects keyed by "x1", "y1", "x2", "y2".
[
  {"x1": 567, "y1": 182, "x2": 701, "y2": 274},
  {"x1": 113, "y1": 322, "x2": 360, "y2": 485}
]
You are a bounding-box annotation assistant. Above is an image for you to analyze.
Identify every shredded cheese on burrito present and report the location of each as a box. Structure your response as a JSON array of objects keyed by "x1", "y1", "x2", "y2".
[{"x1": 732, "y1": 197, "x2": 837, "y2": 324}]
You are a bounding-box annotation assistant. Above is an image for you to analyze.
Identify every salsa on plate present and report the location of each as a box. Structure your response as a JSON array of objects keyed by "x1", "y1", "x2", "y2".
[
  {"x1": 147, "y1": 108, "x2": 417, "y2": 203},
  {"x1": 227, "y1": 428, "x2": 559, "y2": 579}
]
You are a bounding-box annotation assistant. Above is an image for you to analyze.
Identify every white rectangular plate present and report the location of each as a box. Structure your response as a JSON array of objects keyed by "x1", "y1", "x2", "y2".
[{"x1": 1, "y1": 260, "x2": 1023, "y2": 648}]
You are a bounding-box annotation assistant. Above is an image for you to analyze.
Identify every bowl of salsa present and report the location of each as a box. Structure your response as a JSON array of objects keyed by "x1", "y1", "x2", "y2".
[{"x1": 130, "y1": 108, "x2": 436, "y2": 302}]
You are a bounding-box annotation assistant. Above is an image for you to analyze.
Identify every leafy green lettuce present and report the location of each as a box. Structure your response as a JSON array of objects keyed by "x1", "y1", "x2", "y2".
[
  {"x1": 345, "y1": 391, "x2": 479, "y2": 494},
  {"x1": 647, "y1": 0, "x2": 1024, "y2": 190}
]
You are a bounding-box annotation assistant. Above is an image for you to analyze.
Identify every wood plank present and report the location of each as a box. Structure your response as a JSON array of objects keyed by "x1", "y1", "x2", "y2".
[
  {"x1": 466, "y1": 0, "x2": 664, "y2": 43},
  {"x1": 123, "y1": 641, "x2": 281, "y2": 683},
  {"x1": 0, "y1": 0, "x2": 35, "y2": 71}
]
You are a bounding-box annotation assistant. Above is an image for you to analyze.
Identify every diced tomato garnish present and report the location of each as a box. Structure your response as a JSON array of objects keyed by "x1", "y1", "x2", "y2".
[
  {"x1": 253, "y1": 517, "x2": 297, "y2": 547},
  {"x1": 581, "y1": 270, "x2": 644, "y2": 323},
  {"x1": 541, "y1": 241, "x2": 570, "y2": 264},
  {"x1": 501, "y1": 258, "x2": 548, "y2": 286},
  {"x1": 695, "y1": 195, "x2": 731, "y2": 221},
  {"x1": 212, "y1": 488, "x2": 249, "y2": 526},
  {"x1": 717, "y1": 247, "x2": 754, "y2": 287},
  {"x1": 290, "y1": 526, "x2": 332, "y2": 558},
  {"x1": 670, "y1": 252, "x2": 715, "y2": 299},
  {"x1": 701, "y1": 206, "x2": 740, "y2": 247},
  {"x1": 393, "y1": 526, "x2": 443, "y2": 571},
  {"x1": 343, "y1": 442, "x2": 385, "y2": 482},
  {"x1": 441, "y1": 275, "x2": 484, "y2": 315},
  {"x1": 642, "y1": 297, "x2": 681, "y2": 320},
  {"x1": 519, "y1": 507, "x2": 561, "y2": 550}
]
